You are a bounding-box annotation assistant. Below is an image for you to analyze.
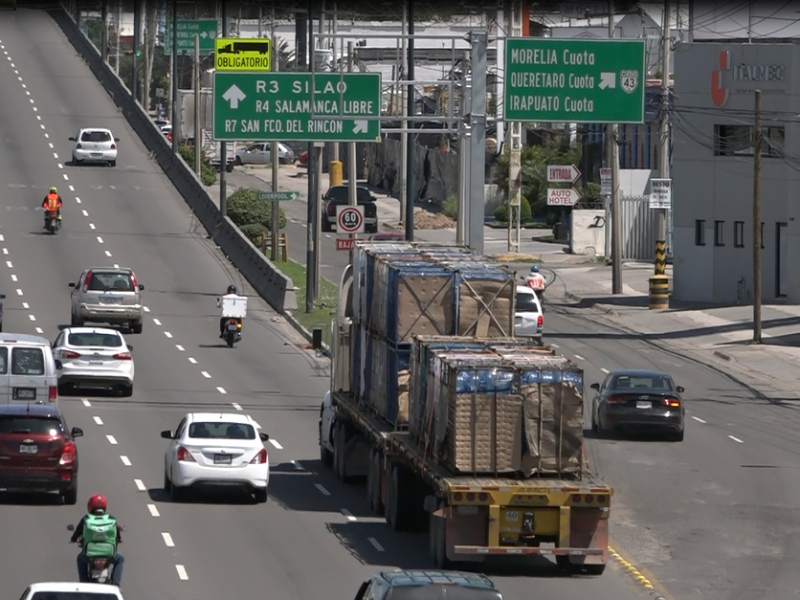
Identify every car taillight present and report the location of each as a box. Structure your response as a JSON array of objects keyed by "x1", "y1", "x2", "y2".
[
  {"x1": 49, "y1": 386, "x2": 58, "y2": 401},
  {"x1": 113, "y1": 352, "x2": 132, "y2": 360},
  {"x1": 605, "y1": 395, "x2": 628, "y2": 404},
  {"x1": 76, "y1": 143, "x2": 82, "y2": 149},
  {"x1": 537, "y1": 315, "x2": 543, "y2": 327},
  {"x1": 110, "y1": 143, "x2": 116, "y2": 150},
  {"x1": 662, "y1": 398, "x2": 681, "y2": 407},
  {"x1": 61, "y1": 350, "x2": 81, "y2": 359},
  {"x1": 83, "y1": 270, "x2": 92, "y2": 292},
  {"x1": 130, "y1": 272, "x2": 138, "y2": 289},
  {"x1": 60, "y1": 441, "x2": 76, "y2": 465},
  {"x1": 250, "y1": 448, "x2": 268, "y2": 464},
  {"x1": 328, "y1": 203, "x2": 335, "y2": 214},
  {"x1": 177, "y1": 446, "x2": 195, "y2": 462}
]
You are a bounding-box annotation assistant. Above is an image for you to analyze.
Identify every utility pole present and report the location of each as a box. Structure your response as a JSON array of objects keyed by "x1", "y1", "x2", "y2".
[
  {"x1": 219, "y1": 0, "x2": 228, "y2": 218},
  {"x1": 404, "y1": 0, "x2": 415, "y2": 240},
  {"x1": 306, "y1": 0, "x2": 317, "y2": 313},
  {"x1": 608, "y1": 0, "x2": 622, "y2": 293},
  {"x1": 270, "y1": 18, "x2": 281, "y2": 262},
  {"x1": 100, "y1": 0, "x2": 108, "y2": 63},
  {"x1": 257, "y1": 5, "x2": 262, "y2": 37},
  {"x1": 114, "y1": 0, "x2": 120, "y2": 75},
  {"x1": 331, "y1": 0, "x2": 339, "y2": 162},
  {"x1": 131, "y1": 0, "x2": 140, "y2": 103},
  {"x1": 319, "y1": 0, "x2": 326, "y2": 54},
  {"x1": 193, "y1": 33, "x2": 201, "y2": 177},
  {"x1": 655, "y1": 0, "x2": 670, "y2": 278},
  {"x1": 398, "y1": 0, "x2": 408, "y2": 225},
  {"x1": 170, "y1": 0, "x2": 178, "y2": 153},
  {"x1": 142, "y1": 1, "x2": 150, "y2": 109},
  {"x1": 456, "y1": 49, "x2": 469, "y2": 245},
  {"x1": 506, "y1": 0, "x2": 522, "y2": 253},
  {"x1": 753, "y1": 89, "x2": 762, "y2": 343}
]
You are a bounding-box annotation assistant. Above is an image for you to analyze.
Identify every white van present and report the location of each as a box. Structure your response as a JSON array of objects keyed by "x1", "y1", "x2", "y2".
[{"x1": 0, "y1": 333, "x2": 59, "y2": 404}]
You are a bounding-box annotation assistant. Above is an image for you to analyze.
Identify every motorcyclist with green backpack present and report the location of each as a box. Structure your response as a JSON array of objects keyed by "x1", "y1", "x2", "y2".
[{"x1": 69, "y1": 494, "x2": 125, "y2": 586}]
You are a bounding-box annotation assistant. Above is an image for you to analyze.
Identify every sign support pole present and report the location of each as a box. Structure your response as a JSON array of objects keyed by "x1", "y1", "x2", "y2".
[
  {"x1": 193, "y1": 34, "x2": 201, "y2": 177},
  {"x1": 608, "y1": 0, "x2": 623, "y2": 294},
  {"x1": 305, "y1": 0, "x2": 316, "y2": 313},
  {"x1": 348, "y1": 41, "x2": 358, "y2": 256},
  {"x1": 219, "y1": 0, "x2": 228, "y2": 219},
  {"x1": 132, "y1": 0, "x2": 140, "y2": 103},
  {"x1": 753, "y1": 89, "x2": 762, "y2": 343},
  {"x1": 404, "y1": 0, "x2": 415, "y2": 240},
  {"x1": 466, "y1": 31, "x2": 486, "y2": 255},
  {"x1": 656, "y1": 0, "x2": 670, "y2": 278},
  {"x1": 170, "y1": 0, "x2": 178, "y2": 154},
  {"x1": 100, "y1": 0, "x2": 108, "y2": 63},
  {"x1": 507, "y1": 1, "x2": 522, "y2": 254},
  {"x1": 271, "y1": 40, "x2": 281, "y2": 263}
]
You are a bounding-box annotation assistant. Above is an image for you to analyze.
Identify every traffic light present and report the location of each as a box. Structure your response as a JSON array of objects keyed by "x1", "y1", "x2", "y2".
[{"x1": 124, "y1": 50, "x2": 142, "y2": 57}]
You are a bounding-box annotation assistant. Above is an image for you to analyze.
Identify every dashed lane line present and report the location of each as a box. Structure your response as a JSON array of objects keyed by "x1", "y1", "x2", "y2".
[
  {"x1": 315, "y1": 483, "x2": 331, "y2": 496},
  {"x1": 231, "y1": 402, "x2": 242, "y2": 411},
  {"x1": 216, "y1": 387, "x2": 227, "y2": 394},
  {"x1": 268, "y1": 439, "x2": 283, "y2": 450},
  {"x1": 729, "y1": 435, "x2": 744, "y2": 444},
  {"x1": 188, "y1": 357, "x2": 197, "y2": 364},
  {"x1": 120, "y1": 455, "x2": 131, "y2": 466},
  {"x1": 93, "y1": 416, "x2": 103, "y2": 425},
  {"x1": 368, "y1": 538, "x2": 385, "y2": 552},
  {"x1": 106, "y1": 435, "x2": 118, "y2": 445},
  {"x1": 175, "y1": 565, "x2": 189, "y2": 580},
  {"x1": 692, "y1": 416, "x2": 706, "y2": 424},
  {"x1": 134, "y1": 479, "x2": 146, "y2": 491},
  {"x1": 147, "y1": 504, "x2": 160, "y2": 517},
  {"x1": 341, "y1": 509, "x2": 357, "y2": 522},
  {"x1": 162, "y1": 533, "x2": 175, "y2": 547}
]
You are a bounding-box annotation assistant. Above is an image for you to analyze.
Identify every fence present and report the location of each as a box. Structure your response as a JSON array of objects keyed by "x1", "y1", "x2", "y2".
[{"x1": 618, "y1": 195, "x2": 672, "y2": 261}]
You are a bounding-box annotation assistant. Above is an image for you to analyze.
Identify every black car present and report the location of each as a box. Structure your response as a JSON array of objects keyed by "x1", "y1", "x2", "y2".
[
  {"x1": 590, "y1": 369, "x2": 685, "y2": 441},
  {"x1": 353, "y1": 571, "x2": 502, "y2": 600},
  {"x1": 322, "y1": 185, "x2": 378, "y2": 233}
]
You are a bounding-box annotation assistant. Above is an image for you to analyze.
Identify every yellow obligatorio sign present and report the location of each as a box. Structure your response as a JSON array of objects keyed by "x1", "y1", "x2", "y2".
[{"x1": 214, "y1": 37, "x2": 271, "y2": 71}]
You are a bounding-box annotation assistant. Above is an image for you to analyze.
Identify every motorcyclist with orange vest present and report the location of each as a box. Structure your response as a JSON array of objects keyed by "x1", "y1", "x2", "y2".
[{"x1": 42, "y1": 186, "x2": 63, "y2": 228}]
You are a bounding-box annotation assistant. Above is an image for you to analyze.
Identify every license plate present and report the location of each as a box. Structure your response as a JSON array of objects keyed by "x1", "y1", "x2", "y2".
[
  {"x1": 636, "y1": 401, "x2": 651, "y2": 409},
  {"x1": 214, "y1": 454, "x2": 232, "y2": 465},
  {"x1": 19, "y1": 444, "x2": 37, "y2": 454},
  {"x1": 101, "y1": 296, "x2": 123, "y2": 304},
  {"x1": 90, "y1": 152, "x2": 102, "y2": 157},
  {"x1": 13, "y1": 388, "x2": 35, "y2": 400},
  {"x1": 227, "y1": 324, "x2": 238, "y2": 331},
  {"x1": 88, "y1": 359, "x2": 104, "y2": 365}
]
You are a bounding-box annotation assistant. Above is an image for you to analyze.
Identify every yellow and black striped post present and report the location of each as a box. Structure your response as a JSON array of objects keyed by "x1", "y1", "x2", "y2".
[{"x1": 649, "y1": 240, "x2": 669, "y2": 310}]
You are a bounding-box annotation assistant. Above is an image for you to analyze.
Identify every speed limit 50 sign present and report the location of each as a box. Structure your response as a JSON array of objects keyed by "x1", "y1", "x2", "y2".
[{"x1": 336, "y1": 205, "x2": 365, "y2": 234}]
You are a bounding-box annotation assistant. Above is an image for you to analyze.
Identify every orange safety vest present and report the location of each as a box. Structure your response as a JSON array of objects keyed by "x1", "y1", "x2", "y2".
[{"x1": 44, "y1": 193, "x2": 60, "y2": 211}]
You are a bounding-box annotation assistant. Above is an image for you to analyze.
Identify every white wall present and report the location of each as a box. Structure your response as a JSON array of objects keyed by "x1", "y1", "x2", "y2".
[{"x1": 571, "y1": 209, "x2": 606, "y2": 257}]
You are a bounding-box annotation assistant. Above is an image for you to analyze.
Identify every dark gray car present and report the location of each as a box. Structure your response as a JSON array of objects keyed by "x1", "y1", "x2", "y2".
[{"x1": 590, "y1": 369, "x2": 685, "y2": 441}]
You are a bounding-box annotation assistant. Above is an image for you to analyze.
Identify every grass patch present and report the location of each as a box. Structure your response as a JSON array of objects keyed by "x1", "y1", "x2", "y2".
[
  {"x1": 274, "y1": 259, "x2": 338, "y2": 347},
  {"x1": 493, "y1": 253, "x2": 539, "y2": 264}
]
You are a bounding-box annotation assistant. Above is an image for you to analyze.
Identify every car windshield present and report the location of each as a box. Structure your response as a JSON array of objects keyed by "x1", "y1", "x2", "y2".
[
  {"x1": 326, "y1": 187, "x2": 373, "y2": 203},
  {"x1": 12, "y1": 348, "x2": 44, "y2": 375},
  {"x1": 31, "y1": 594, "x2": 118, "y2": 600},
  {"x1": 188, "y1": 422, "x2": 256, "y2": 440},
  {"x1": 68, "y1": 332, "x2": 122, "y2": 348},
  {"x1": 80, "y1": 131, "x2": 112, "y2": 142},
  {"x1": 0, "y1": 416, "x2": 63, "y2": 435},
  {"x1": 611, "y1": 374, "x2": 673, "y2": 391},
  {"x1": 388, "y1": 587, "x2": 502, "y2": 600},
  {"x1": 87, "y1": 272, "x2": 133, "y2": 292},
  {"x1": 516, "y1": 293, "x2": 539, "y2": 313}
]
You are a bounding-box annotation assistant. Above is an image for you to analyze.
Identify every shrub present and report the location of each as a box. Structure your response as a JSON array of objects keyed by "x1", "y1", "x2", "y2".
[
  {"x1": 239, "y1": 223, "x2": 269, "y2": 243},
  {"x1": 493, "y1": 196, "x2": 532, "y2": 223},
  {"x1": 177, "y1": 145, "x2": 217, "y2": 186},
  {"x1": 442, "y1": 194, "x2": 458, "y2": 219},
  {"x1": 227, "y1": 187, "x2": 287, "y2": 233}
]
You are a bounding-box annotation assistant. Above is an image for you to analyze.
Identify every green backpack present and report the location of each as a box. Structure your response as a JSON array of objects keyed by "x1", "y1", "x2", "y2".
[{"x1": 82, "y1": 514, "x2": 118, "y2": 558}]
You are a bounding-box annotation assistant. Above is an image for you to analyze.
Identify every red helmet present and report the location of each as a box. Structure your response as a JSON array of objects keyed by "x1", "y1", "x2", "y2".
[{"x1": 87, "y1": 494, "x2": 107, "y2": 514}]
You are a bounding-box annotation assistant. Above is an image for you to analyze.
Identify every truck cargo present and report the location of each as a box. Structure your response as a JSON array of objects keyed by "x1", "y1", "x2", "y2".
[{"x1": 320, "y1": 242, "x2": 613, "y2": 574}]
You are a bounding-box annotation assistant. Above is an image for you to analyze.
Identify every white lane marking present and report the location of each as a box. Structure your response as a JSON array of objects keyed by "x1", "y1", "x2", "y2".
[
  {"x1": 216, "y1": 387, "x2": 227, "y2": 394},
  {"x1": 113, "y1": 264, "x2": 119, "y2": 268},
  {"x1": 28, "y1": 315, "x2": 36, "y2": 321},
  {"x1": 188, "y1": 357, "x2": 197, "y2": 364},
  {"x1": 164, "y1": 331, "x2": 173, "y2": 339},
  {"x1": 231, "y1": 402, "x2": 242, "y2": 411},
  {"x1": 368, "y1": 538, "x2": 385, "y2": 552},
  {"x1": 89, "y1": 223, "x2": 95, "y2": 230},
  {"x1": 5, "y1": 260, "x2": 12, "y2": 268},
  {"x1": 153, "y1": 318, "x2": 161, "y2": 325},
  {"x1": 63, "y1": 173, "x2": 68, "y2": 180},
  {"x1": 105, "y1": 250, "x2": 112, "y2": 257},
  {"x1": 58, "y1": 163, "x2": 63, "y2": 169},
  {"x1": 45, "y1": 133, "x2": 49, "y2": 139},
  {"x1": 147, "y1": 504, "x2": 160, "y2": 517},
  {"x1": 82, "y1": 399, "x2": 91, "y2": 407},
  {"x1": 269, "y1": 439, "x2": 283, "y2": 450},
  {"x1": 106, "y1": 435, "x2": 118, "y2": 445},
  {"x1": 162, "y1": 533, "x2": 175, "y2": 547},
  {"x1": 10, "y1": 274, "x2": 16, "y2": 281},
  {"x1": 574, "y1": 354, "x2": 585, "y2": 361},
  {"x1": 81, "y1": 210, "x2": 88, "y2": 216},
  {"x1": 175, "y1": 565, "x2": 188, "y2": 580},
  {"x1": 120, "y1": 455, "x2": 131, "y2": 466},
  {"x1": 692, "y1": 416, "x2": 706, "y2": 424},
  {"x1": 75, "y1": 197, "x2": 82, "y2": 204},
  {"x1": 2, "y1": 248, "x2": 6, "y2": 255},
  {"x1": 143, "y1": 306, "x2": 150, "y2": 312},
  {"x1": 550, "y1": 343, "x2": 559, "y2": 348},
  {"x1": 35, "y1": 327, "x2": 43, "y2": 334},
  {"x1": 175, "y1": 344, "x2": 184, "y2": 351},
  {"x1": 96, "y1": 236, "x2": 104, "y2": 244},
  {"x1": 134, "y1": 479, "x2": 146, "y2": 491},
  {"x1": 201, "y1": 371, "x2": 211, "y2": 378},
  {"x1": 291, "y1": 460, "x2": 304, "y2": 470},
  {"x1": 93, "y1": 416, "x2": 103, "y2": 425},
  {"x1": 22, "y1": 302, "x2": 29, "y2": 309},
  {"x1": 315, "y1": 483, "x2": 331, "y2": 496},
  {"x1": 15, "y1": 288, "x2": 22, "y2": 295},
  {"x1": 0, "y1": 234, "x2": 4, "y2": 240},
  {"x1": 68, "y1": 184, "x2": 73, "y2": 190},
  {"x1": 729, "y1": 435, "x2": 744, "y2": 444},
  {"x1": 341, "y1": 508, "x2": 357, "y2": 522},
  {"x1": 601, "y1": 368, "x2": 609, "y2": 373}
]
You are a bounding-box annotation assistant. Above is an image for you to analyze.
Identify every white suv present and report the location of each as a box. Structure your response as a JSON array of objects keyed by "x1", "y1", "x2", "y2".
[{"x1": 515, "y1": 285, "x2": 543, "y2": 343}]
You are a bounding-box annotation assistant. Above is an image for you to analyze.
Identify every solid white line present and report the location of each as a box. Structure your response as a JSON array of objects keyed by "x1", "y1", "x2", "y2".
[
  {"x1": 601, "y1": 368, "x2": 609, "y2": 373},
  {"x1": 231, "y1": 402, "x2": 242, "y2": 411},
  {"x1": 81, "y1": 209, "x2": 88, "y2": 217},
  {"x1": 153, "y1": 318, "x2": 161, "y2": 325},
  {"x1": 134, "y1": 479, "x2": 146, "y2": 491},
  {"x1": 574, "y1": 354, "x2": 585, "y2": 361},
  {"x1": 35, "y1": 327, "x2": 43, "y2": 334},
  {"x1": 291, "y1": 460, "x2": 304, "y2": 470},
  {"x1": 120, "y1": 455, "x2": 131, "y2": 466},
  {"x1": 269, "y1": 439, "x2": 283, "y2": 450},
  {"x1": 729, "y1": 435, "x2": 744, "y2": 444},
  {"x1": 93, "y1": 416, "x2": 103, "y2": 425},
  {"x1": 105, "y1": 250, "x2": 112, "y2": 257},
  {"x1": 175, "y1": 344, "x2": 184, "y2": 351},
  {"x1": 22, "y1": 302, "x2": 29, "y2": 309},
  {"x1": 164, "y1": 331, "x2": 173, "y2": 339},
  {"x1": 216, "y1": 387, "x2": 227, "y2": 394},
  {"x1": 96, "y1": 236, "x2": 104, "y2": 244},
  {"x1": 143, "y1": 306, "x2": 150, "y2": 312},
  {"x1": 162, "y1": 532, "x2": 175, "y2": 547},
  {"x1": 106, "y1": 435, "x2": 117, "y2": 445},
  {"x1": 315, "y1": 483, "x2": 331, "y2": 496},
  {"x1": 201, "y1": 371, "x2": 211, "y2": 378},
  {"x1": 188, "y1": 357, "x2": 197, "y2": 364},
  {"x1": 175, "y1": 565, "x2": 188, "y2": 580},
  {"x1": 82, "y1": 399, "x2": 91, "y2": 407},
  {"x1": 341, "y1": 508, "x2": 357, "y2": 522},
  {"x1": 691, "y1": 416, "x2": 706, "y2": 424},
  {"x1": 147, "y1": 504, "x2": 160, "y2": 517},
  {"x1": 368, "y1": 537, "x2": 385, "y2": 552},
  {"x1": 28, "y1": 315, "x2": 36, "y2": 322}
]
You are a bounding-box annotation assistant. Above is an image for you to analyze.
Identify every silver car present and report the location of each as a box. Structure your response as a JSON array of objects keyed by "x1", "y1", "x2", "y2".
[
  {"x1": 234, "y1": 142, "x2": 295, "y2": 165},
  {"x1": 53, "y1": 327, "x2": 135, "y2": 397},
  {"x1": 70, "y1": 128, "x2": 119, "y2": 167},
  {"x1": 69, "y1": 268, "x2": 145, "y2": 333}
]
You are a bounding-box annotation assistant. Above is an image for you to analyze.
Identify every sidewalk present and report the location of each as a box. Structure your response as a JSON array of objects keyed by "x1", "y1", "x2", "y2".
[{"x1": 550, "y1": 263, "x2": 800, "y2": 401}]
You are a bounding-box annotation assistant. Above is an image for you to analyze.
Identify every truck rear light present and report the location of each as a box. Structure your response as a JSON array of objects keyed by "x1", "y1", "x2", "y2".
[
  {"x1": 466, "y1": 492, "x2": 475, "y2": 501},
  {"x1": 60, "y1": 441, "x2": 76, "y2": 465},
  {"x1": 250, "y1": 449, "x2": 268, "y2": 464},
  {"x1": 478, "y1": 493, "x2": 488, "y2": 501},
  {"x1": 596, "y1": 495, "x2": 606, "y2": 504},
  {"x1": 61, "y1": 350, "x2": 81, "y2": 359},
  {"x1": 572, "y1": 494, "x2": 581, "y2": 503},
  {"x1": 49, "y1": 386, "x2": 58, "y2": 401},
  {"x1": 453, "y1": 492, "x2": 463, "y2": 501},
  {"x1": 584, "y1": 494, "x2": 594, "y2": 503},
  {"x1": 177, "y1": 446, "x2": 195, "y2": 462}
]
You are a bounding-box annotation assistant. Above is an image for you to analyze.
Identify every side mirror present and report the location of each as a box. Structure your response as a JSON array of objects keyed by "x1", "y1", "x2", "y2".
[
  {"x1": 55, "y1": 360, "x2": 63, "y2": 370},
  {"x1": 71, "y1": 427, "x2": 83, "y2": 438},
  {"x1": 371, "y1": 195, "x2": 377, "y2": 202},
  {"x1": 590, "y1": 383, "x2": 600, "y2": 390},
  {"x1": 0, "y1": 294, "x2": 6, "y2": 299},
  {"x1": 68, "y1": 137, "x2": 75, "y2": 141},
  {"x1": 68, "y1": 282, "x2": 76, "y2": 288},
  {"x1": 127, "y1": 345, "x2": 133, "y2": 351},
  {"x1": 138, "y1": 284, "x2": 145, "y2": 290},
  {"x1": 160, "y1": 430, "x2": 172, "y2": 439},
  {"x1": 67, "y1": 524, "x2": 75, "y2": 531},
  {"x1": 114, "y1": 138, "x2": 120, "y2": 142},
  {"x1": 259, "y1": 432, "x2": 270, "y2": 442},
  {"x1": 676, "y1": 386, "x2": 685, "y2": 394}
]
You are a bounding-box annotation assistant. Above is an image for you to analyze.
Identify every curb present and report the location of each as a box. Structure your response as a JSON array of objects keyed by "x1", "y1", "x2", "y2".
[
  {"x1": 563, "y1": 291, "x2": 619, "y2": 316},
  {"x1": 281, "y1": 311, "x2": 332, "y2": 359},
  {"x1": 608, "y1": 546, "x2": 667, "y2": 600}
]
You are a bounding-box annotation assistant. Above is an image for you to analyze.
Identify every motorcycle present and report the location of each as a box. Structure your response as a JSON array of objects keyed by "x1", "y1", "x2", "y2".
[
  {"x1": 67, "y1": 523, "x2": 126, "y2": 584},
  {"x1": 224, "y1": 317, "x2": 242, "y2": 348},
  {"x1": 216, "y1": 294, "x2": 247, "y2": 348},
  {"x1": 45, "y1": 210, "x2": 61, "y2": 234}
]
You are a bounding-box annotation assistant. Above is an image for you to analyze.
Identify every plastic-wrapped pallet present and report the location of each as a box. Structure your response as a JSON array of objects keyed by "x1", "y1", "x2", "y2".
[
  {"x1": 447, "y1": 262, "x2": 517, "y2": 338},
  {"x1": 364, "y1": 333, "x2": 412, "y2": 426}
]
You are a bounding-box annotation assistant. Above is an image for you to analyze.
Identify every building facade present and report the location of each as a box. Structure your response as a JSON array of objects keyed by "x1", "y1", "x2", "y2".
[{"x1": 673, "y1": 42, "x2": 796, "y2": 304}]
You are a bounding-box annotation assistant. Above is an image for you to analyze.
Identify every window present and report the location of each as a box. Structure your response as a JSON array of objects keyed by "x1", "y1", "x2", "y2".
[
  {"x1": 610, "y1": 374, "x2": 674, "y2": 391},
  {"x1": 0, "y1": 416, "x2": 64, "y2": 435},
  {"x1": 734, "y1": 221, "x2": 745, "y2": 247},
  {"x1": 31, "y1": 594, "x2": 118, "y2": 600},
  {"x1": 67, "y1": 332, "x2": 123, "y2": 347},
  {"x1": 80, "y1": 130, "x2": 112, "y2": 143},
  {"x1": 516, "y1": 292, "x2": 541, "y2": 313},
  {"x1": 11, "y1": 348, "x2": 44, "y2": 375},
  {"x1": 714, "y1": 221, "x2": 725, "y2": 246},
  {"x1": 714, "y1": 124, "x2": 785, "y2": 157},
  {"x1": 388, "y1": 588, "x2": 503, "y2": 600},
  {"x1": 87, "y1": 271, "x2": 134, "y2": 292},
  {"x1": 188, "y1": 421, "x2": 256, "y2": 440},
  {"x1": 0, "y1": 347, "x2": 9, "y2": 375},
  {"x1": 695, "y1": 220, "x2": 706, "y2": 246}
]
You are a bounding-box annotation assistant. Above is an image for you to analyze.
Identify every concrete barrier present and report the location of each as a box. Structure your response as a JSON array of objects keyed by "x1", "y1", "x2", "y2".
[{"x1": 49, "y1": 8, "x2": 298, "y2": 314}]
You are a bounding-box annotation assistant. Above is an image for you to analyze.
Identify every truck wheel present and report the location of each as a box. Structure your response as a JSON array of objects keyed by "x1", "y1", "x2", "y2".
[
  {"x1": 385, "y1": 463, "x2": 414, "y2": 531},
  {"x1": 367, "y1": 450, "x2": 384, "y2": 515}
]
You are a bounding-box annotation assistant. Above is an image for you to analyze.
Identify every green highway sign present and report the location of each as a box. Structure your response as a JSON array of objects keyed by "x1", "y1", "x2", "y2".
[
  {"x1": 257, "y1": 191, "x2": 300, "y2": 201},
  {"x1": 212, "y1": 72, "x2": 381, "y2": 142},
  {"x1": 165, "y1": 19, "x2": 218, "y2": 55},
  {"x1": 504, "y1": 38, "x2": 646, "y2": 124}
]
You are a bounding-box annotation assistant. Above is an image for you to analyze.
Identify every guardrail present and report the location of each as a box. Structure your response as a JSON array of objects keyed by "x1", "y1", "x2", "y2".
[{"x1": 49, "y1": 7, "x2": 298, "y2": 315}]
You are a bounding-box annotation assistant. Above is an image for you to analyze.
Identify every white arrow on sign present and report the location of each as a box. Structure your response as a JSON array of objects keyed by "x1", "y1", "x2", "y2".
[
  {"x1": 222, "y1": 84, "x2": 246, "y2": 109},
  {"x1": 547, "y1": 187, "x2": 582, "y2": 207},
  {"x1": 352, "y1": 120, "x2": 368, "y2": 134},
  {"x1": 547, "y1": 164, "x2": 581, "y2": 184},
  {"x1": 599, "y1": 72, "x2": 616, "y2": 90}
]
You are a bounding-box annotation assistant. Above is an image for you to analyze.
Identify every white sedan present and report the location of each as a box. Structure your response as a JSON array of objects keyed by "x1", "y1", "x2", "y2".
[
  {"x1": 161, "y1": 412, "x2": 270, "y2": 503},
  {"x1": 514, "y1": 285, "x2": 544, "y2": 344},
  {"x1": 52, "y1": 327, "x2": 134, "y2": 397},
  {"x1": 70, "y1": 128, "x2": 119, "y2": 167},
  {"x1": 19, "y1": 582, "x2": 124, "y2": 600}
]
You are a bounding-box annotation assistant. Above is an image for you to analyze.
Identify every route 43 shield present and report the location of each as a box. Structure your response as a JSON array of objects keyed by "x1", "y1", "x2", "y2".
[{"x1": 620, "y1": 70, "x2": 639, "y2": 95}]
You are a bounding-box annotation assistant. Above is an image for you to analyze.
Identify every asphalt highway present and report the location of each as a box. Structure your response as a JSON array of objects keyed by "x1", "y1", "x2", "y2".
[{"x1": 0, "y1": 10, "x2": 649, "y2": 600}]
